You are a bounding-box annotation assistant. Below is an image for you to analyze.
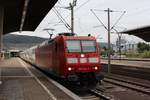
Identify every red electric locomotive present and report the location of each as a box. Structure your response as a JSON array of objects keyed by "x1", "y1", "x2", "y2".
[{"x1": 21, "y1": 33, "x2": 103, "y2": 86}]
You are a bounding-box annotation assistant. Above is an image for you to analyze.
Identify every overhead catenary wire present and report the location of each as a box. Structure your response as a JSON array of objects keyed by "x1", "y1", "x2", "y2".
[
  {"x1": 111, "y1": 11, "x2": 126, "y2": 30},
  {"x1": 53, "y1": 7, "x2": 71, "y2": 29},
  {"x1": 55, "y1": 0, "x2": 91, "y2": 24},
  {"x1": 52, "y1": 7, "x2": 71, "y2": 30},
  {"x1": 90, "y1": 9, "x2": 108, "y2": 30},
  {"x1": 91, "y1": 9, "x2": 126, "y2": 31},
  {"x1": 93, "y1": 9, "x2": 125, "y2": 13},
  {"x1": 76, "y1": 0, "x2": 91, "y2": 11}
]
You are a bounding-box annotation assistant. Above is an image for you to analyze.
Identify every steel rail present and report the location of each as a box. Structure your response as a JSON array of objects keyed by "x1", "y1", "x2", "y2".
[
  {"x1": 89, "y1": 89, "x2": 113, "y2": 100},
  {"x1": 104, "y1": 77, "x2": 150, "y2": 95}
]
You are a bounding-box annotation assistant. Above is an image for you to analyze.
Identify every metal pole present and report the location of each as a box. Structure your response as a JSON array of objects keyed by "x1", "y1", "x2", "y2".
[
  {"x1": 70, "y1": 4, "x2": 74, "y2": 33},
  {"x1": 0, "y1": 6, "x2": 4, "y2": 60},
  {"x1": 107, "y1": 8, "x2": 111, "y2": 73},
  {"x1": 119, "y1": 35, "x2": 121, "y2": 60},
  {"x1": 0, "y1": 6, "x2": 4, "y2": 84},
  {"x1": 125, "y1": 43, "x2": 127, "y2": 55}
]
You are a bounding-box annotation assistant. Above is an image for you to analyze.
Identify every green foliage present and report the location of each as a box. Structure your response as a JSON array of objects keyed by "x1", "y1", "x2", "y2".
[
  {"x1": 102, "y1": 46, "x2": 107, "y2": 51},
  {"x1": 141, "y1": 50, "x2": 150, "y2": 58},
  {"x1": 101, "y1": 46, "x2": 115, "y2": 56},
  {"x1": 126, "y1": 53, "x2": 140, "y2": 58},
  {"x1": 126, "y1": 51, "x2": 150, "y2": 58},
  {"x1": 101, "y1": 50, "x2": 107, "y2": 56},
  {"x1": 137, "y1": 42, "x2": 150, "y2": 53}
]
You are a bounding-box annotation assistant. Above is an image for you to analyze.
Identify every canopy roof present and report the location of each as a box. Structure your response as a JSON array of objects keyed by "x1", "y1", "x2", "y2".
[
  {"x1": 1, "y1": 0, "x2": 58, "y2": 34},
  {"x1": 121, "y1": 26, "x2": 150, "y2": 42}
]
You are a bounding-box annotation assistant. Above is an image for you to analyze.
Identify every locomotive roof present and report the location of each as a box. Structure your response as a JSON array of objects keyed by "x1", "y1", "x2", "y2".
[
  {"x1": 62, "y1": 35, "x2": 96, "y2": 40},
  {"x1": 36, "y1": 35, "x2": 96, "y2": 48}
]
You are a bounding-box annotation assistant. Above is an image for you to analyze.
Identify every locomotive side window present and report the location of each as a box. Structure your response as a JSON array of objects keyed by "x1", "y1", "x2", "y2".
[
  {"x1": 66, "y1": 40, "x2": 81, "y2": 52},
  {"x1": 81, "y1": 41, "x2": 96, "y2": 52}
]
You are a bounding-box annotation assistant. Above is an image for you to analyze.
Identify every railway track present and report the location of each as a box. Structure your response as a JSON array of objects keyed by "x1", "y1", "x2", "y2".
[
  {"x1": 79, "y1": 72, "x2": 150, "y2": 100},
  {"x1": 80, "y1": 88, "x2": 113, "y2": 100},
  {"x1": 88, "y1": 89, "x2": 113, "y2": 100},
  {"x1": 103, "y1": 77, "x2": 150, "y2": 95},
  {"x1": 104, "y1": 74, "x2": 150, "y2": 88},
  {"x1": 79, "y1": 84, "x2": 115, "y2": 100},
  {"x1": 101, "y1": 64, "x2": 150, "y2": 81},
  {"x1": 80, "y1": 76, "x2": 150, "y2": 100}
]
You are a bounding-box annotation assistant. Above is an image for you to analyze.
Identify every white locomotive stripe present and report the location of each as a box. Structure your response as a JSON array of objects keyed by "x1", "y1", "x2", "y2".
[{"x1": 18, "y1": 58, "x2": 57, "y2": 100}]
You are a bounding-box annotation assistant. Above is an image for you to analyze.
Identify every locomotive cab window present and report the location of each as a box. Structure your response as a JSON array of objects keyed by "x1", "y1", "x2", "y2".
[
  {"x1": 81, "y1": 40, "x2": 96, "y2": 52},
  {"x1": 66, "y1": 40, "x2": 96, "y2": 53},
  {"x1": 66, "y1": 40, "x2": 81, "y2": 52}
]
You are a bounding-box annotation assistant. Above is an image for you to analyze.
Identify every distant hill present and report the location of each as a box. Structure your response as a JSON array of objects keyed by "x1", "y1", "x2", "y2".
[
  {"x1": 3, "y1": 34, "x2": 112, "y2": 51},
  {"x1": 3, "y1": 34, "x2": 48, "y2": 50}
]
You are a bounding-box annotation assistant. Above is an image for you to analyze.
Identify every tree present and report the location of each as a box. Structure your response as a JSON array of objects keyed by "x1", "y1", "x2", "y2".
[
  {"x1": 137, "y1": 42, "x2": 150, "y2": 53},
  {"x1": 101, "y1": 46, "x2": 114, "y2": 56}
]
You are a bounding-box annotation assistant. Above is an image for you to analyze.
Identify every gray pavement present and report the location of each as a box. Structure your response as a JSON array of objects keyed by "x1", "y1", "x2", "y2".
[{"x1": 0, "y1": 58, "x2": 81, "y2": 100}]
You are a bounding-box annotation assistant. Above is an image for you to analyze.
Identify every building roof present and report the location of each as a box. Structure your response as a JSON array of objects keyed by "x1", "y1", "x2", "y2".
[
  {"x1": 1, "y1": 0, "x2": 58, "y2": 34},
  {"x1": 121, "y1": 26, "x2": 150, "y2": 42}
]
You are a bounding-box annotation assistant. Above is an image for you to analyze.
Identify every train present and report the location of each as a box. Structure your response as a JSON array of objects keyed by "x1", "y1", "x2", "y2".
[{"x1": 20, "y1": 33, "x2": 104, "y2": 87}]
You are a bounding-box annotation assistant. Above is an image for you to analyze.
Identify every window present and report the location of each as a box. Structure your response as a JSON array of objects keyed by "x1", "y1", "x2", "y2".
[
  {"x1": 66, "y1": 40, "x2": 96, "y2": 53},
  {"x1": 66, "y1": 40, "x2": 81, "y2": 52},
  {"x1": 81, "y1": 41, "x2": 96, "y2": 52}
]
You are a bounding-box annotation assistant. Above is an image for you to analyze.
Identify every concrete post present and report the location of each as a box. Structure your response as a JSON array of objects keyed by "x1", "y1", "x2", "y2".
[
  {"x1": 0, "y1": 6, "x2": 4, "y2": 85},
  {"x1": 0, "y1": 6, "x2": 4, "y2": 61}
]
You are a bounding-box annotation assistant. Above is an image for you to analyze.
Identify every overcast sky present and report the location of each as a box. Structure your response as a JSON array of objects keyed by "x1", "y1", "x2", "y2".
[{"x1": 13, "y1": 0, "x2": 150, "y2": 43}]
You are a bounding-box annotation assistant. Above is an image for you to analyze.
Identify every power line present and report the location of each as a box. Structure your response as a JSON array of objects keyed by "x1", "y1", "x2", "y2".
[
  {"x1": 52, "y1": 7, "x2": 71, "y2": 30},
  {"x1": 56, "y1": 0, "x2": 91, "y2": 24},
  {"x1": 90, "y1": 9, "x2": 108, "y2": 30},
  {"x1": 111, "y1": 11, "x2": 126, "y2": 30},
  {"x1": 91, "y1": 9, "x2": 126, "y2": 31},
  {"x1": 93, "y1": 9, "x2": 125, "y2": 13},
  {"x1": 76, "y1": 0, "x2": 91, "y2": 11}
]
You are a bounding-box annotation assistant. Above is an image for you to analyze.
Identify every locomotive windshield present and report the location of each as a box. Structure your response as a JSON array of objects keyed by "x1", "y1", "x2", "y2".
[
  {"x1": 66, "y1": 40, "x2": 81, "y2": 52},
  {"x1": 66, "y1": 40, "x2": 96, "y2": 52},
  {"x1": 81, "y1": 40, "x2": 96, "y2": 52}
]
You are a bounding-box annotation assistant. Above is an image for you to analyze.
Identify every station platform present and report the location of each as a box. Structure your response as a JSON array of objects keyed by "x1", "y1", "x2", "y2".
[
  {"x1": 0, "y1": 58, "x2": 82, "y2": 100},
  {"x1": 102, "y1": 58, "x2": 150, "y2": 62},
  {"x1": 101, "y1": 59, "x2": 150, "y2": 68}
]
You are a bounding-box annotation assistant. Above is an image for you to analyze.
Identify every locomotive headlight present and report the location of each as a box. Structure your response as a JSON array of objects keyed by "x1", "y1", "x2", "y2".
[
  {"x1": 68, "y1": 67, "x2": 72, "y2": 71},
  {"x1": 81, "y1": 54, "x2": 85, "y2": 58},
  {"x1": 88, "y1": 57, "x2": 99, "y2": 63},
  {"x1": 93, "y1": 66, "x2": 98, "y2": 70},
  {"x1": 67, "y1": 58, "x2": 78, "y2": 64}
]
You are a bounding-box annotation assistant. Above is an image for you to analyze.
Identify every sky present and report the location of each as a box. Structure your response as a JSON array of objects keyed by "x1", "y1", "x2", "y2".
[{"x1": 12, "y1": 0, "x2": 150, "y2": 44}]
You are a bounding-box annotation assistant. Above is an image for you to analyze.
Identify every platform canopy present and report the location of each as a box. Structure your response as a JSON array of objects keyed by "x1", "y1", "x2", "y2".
[
  {"x1": 0, "y1": 0, "x2": 58, "y2": 35},
  {"x1": 121, "y1": 26, "x2": 150, "y2": 42}
]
